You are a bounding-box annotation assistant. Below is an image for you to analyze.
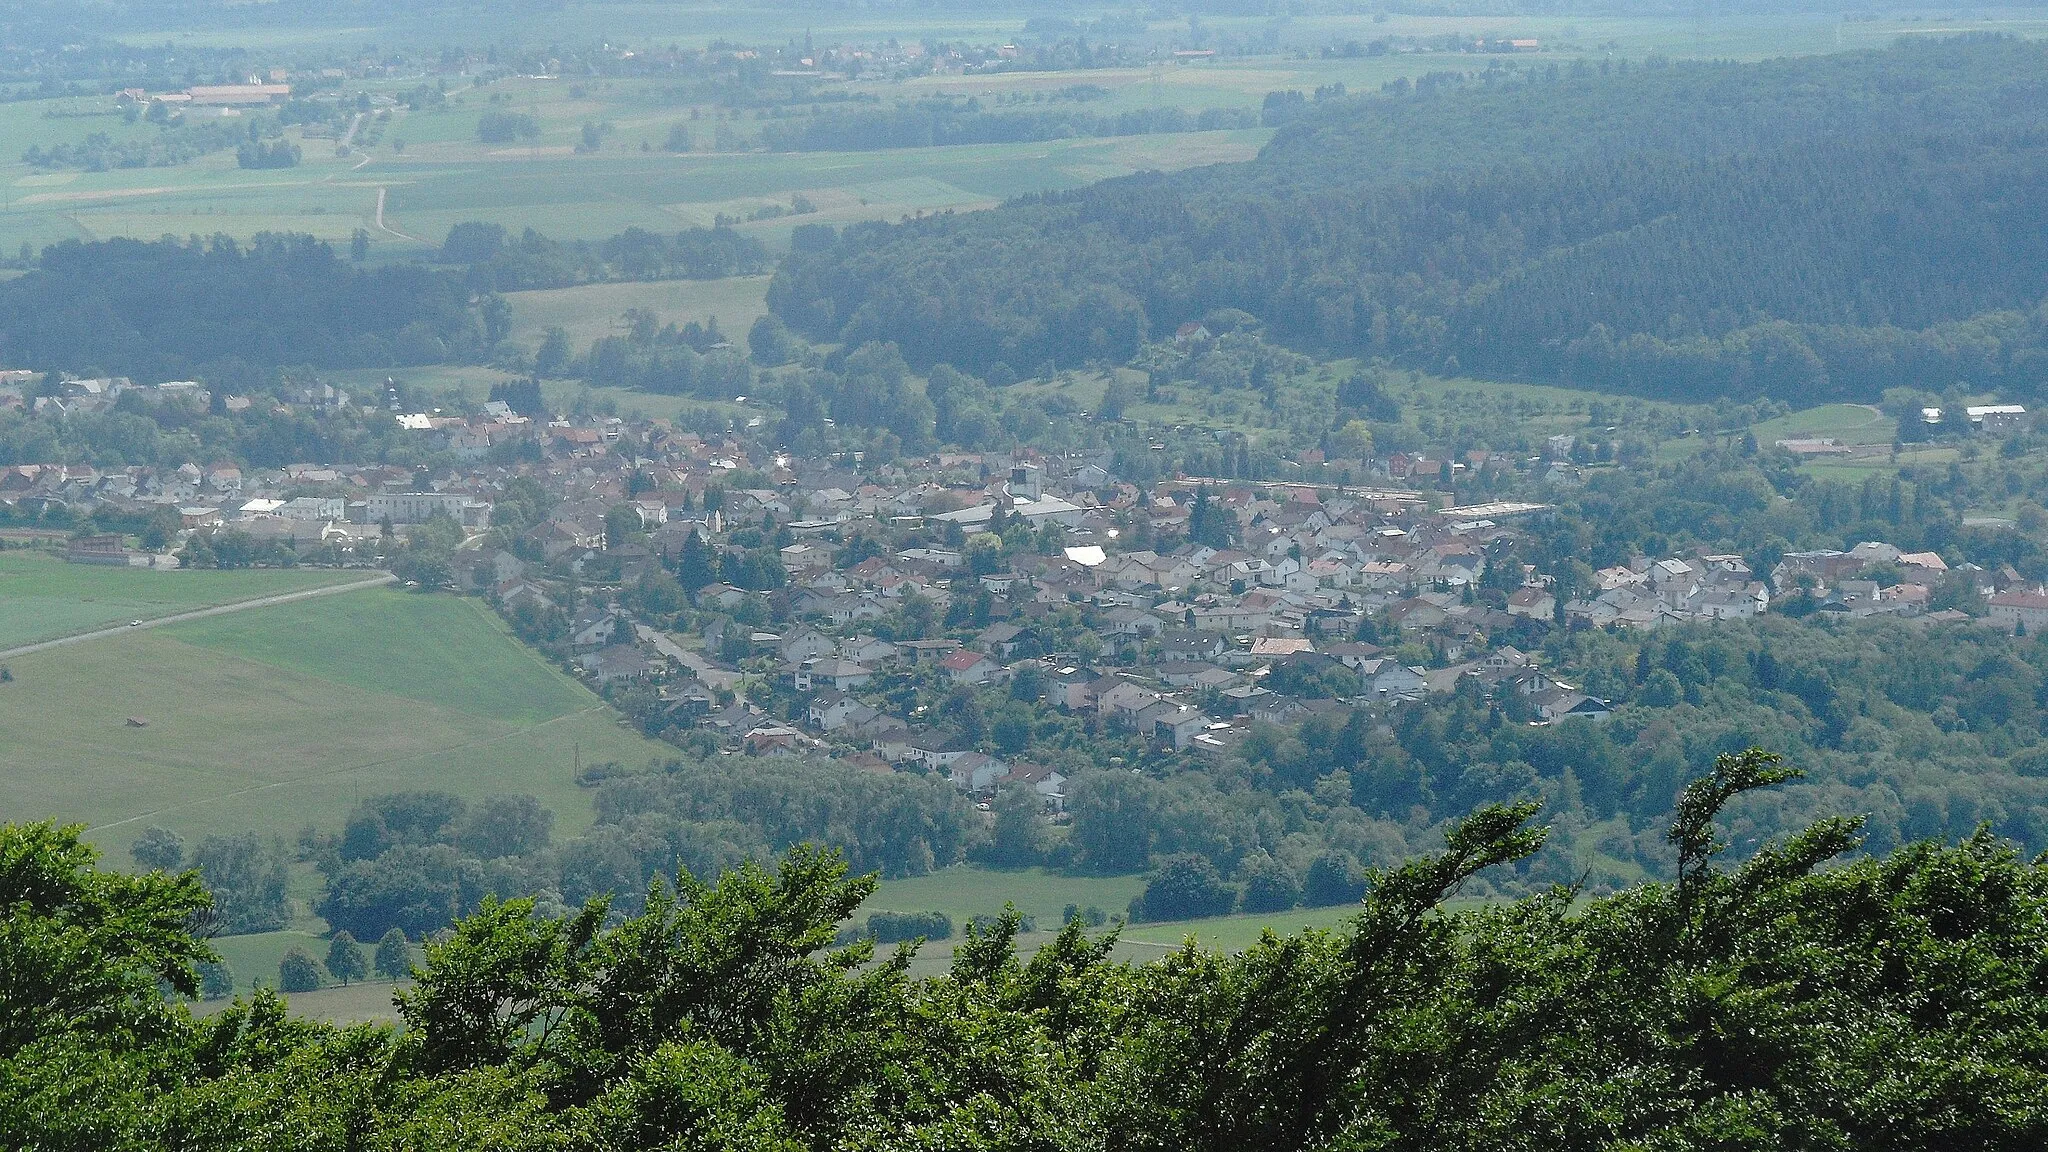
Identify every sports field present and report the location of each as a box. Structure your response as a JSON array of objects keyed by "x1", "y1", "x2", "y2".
[
  {"x1": 0, "y1": 586, "x2": 668, "y2": 862},
  {"x1": 0, "y1": 551, "x2": 362, "y2": 649}
]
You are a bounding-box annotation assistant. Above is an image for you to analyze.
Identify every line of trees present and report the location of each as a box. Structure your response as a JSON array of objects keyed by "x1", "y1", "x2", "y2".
[{"x1": 438, "y1": 221, "x2": 772, "y2": 291}]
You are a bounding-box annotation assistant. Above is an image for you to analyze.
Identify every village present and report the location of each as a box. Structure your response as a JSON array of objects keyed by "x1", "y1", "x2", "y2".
[{"x1": 7, "y1": 369, "x2": 2037, "y2": 824}]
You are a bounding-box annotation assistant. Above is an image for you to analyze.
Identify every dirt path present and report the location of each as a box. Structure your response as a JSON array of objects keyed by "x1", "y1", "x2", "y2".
[
  {"x1": 374, "y1": 186, "x2": 423, "y2": 243},
  {"x1": 0, "y1": 573, "x2": 394, "y2": 661}
]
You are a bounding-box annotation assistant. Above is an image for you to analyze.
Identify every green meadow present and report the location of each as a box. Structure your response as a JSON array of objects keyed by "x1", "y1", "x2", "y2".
[
  {"x1": 859, "y1": 864, "x2": 1370, "y2": 978},
  {"x1": 0, "y1": 587, "x2": 668, "y2": 861},
  {"x1": 0, "y1": 551, "x2": 361, "y2": 649},
  {"x1": 505, "y1": 275, "x2": 771, "y2": 350}
]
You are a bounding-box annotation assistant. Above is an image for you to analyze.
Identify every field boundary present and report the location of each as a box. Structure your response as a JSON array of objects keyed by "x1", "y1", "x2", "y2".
[{"x1": 0, "y1": 571, "x2": 394, "y2": 660}]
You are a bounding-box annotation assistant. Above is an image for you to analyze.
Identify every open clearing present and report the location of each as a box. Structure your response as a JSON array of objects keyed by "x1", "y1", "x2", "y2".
[
  {"x1": 0, "y1": 587, "x2": 668, "y2": 862},
  {"x1": 0, "y1": 551, "x2": 362, "y2": 649},
  {"x1": 1751, "y1": 404, "x2": 1894, "y2": 447},
  {"x1": 505, "y1": 275, "x2": 772, "y2": 350}
]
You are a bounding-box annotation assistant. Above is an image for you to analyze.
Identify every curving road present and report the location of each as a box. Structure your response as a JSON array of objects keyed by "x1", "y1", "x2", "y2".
[{"x1": 0, "y1": 572, "x2": 395, "y2": 661}]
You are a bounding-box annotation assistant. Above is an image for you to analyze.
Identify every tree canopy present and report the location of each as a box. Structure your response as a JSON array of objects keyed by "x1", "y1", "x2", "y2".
[
  {"x1": 771, "y1": 37, "x2": 2048, "y2": 403},
  {"x1": 8, "y1": 751, "x2": 2048, "y2": 1149}
]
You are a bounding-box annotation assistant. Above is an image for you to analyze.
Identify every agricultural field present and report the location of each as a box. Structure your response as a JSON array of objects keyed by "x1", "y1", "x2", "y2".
[
  {"x1": 864, "y1": 864, "x2": 1147, "y2": 930},
  {"x1": 1749, "y1": 403, "x2": 1897, "y2": 448},
  {"x1": 202, "y1": 891, "x2": 1370, "y2": 1008},
  {"x1": 859, "y1": 864, "x2": 1368, "y2": 977},
  {"x1": 0, "y1": 550, "x2": 362, "y2": 650},
  {"x1": 9, "y1": 6, "x2": 2036, "y2": 260},
  {"x1": 0, "y1": 586, "x2": 669, "y2": 863},
  {"x1": 504, "y1": 275, "x2": 771, "y2": 350}
]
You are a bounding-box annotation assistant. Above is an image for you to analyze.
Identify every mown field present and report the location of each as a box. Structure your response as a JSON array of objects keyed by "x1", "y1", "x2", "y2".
[
  {"x1": 0, "y1": 586, "x2": 668, "y2": 863},
  {"x1": 0, "y1": 550, "x2": 362, "y2": 649}
]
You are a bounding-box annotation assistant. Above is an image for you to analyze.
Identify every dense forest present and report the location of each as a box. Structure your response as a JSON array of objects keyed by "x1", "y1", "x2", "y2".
[
  {"x1": 0, "y1": 222, "x2": 775, "y2": 383},
  {"x1": 13, "y1": 753, "x2": 2048, "y2": 1148},
  {"x1": 771, "y1": 37, "x2": 2048, "y2": 401},
  {"x1": 0, "y1": 234, "x2": 492, "y2": 382}
]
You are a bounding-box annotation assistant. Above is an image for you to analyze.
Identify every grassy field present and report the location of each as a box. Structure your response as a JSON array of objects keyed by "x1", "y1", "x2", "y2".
[
  {"x1": 0, "y1": 551, "x2": 361, "y2": 649},
  {"x1": 0, "y1": 115, "x2": 1266, "y2": 257},
  {"x1": 859, "y1": 864, "x2": 1368, "y2": 976},
  {"x1": 505, "y1": 275, "x2": 771, "y2": 350},
  {"x1": 199, "y1": 896, "x2": 1369, "y2": 1013},
  {"x1": 1750, "y1": 403, "x2": 1895, "y2": 447},
  {"x1": 0, "y1": 587, "x2": 669, "y2": 862},
  {"x1": 193, "y1": 974, "x2": 410, "y2": 1026},
  {"x1": 865, "y1": 865, "x2": 1147, "y2": 928}
]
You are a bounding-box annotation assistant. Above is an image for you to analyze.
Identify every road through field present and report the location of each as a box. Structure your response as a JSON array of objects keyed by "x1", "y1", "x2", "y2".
[
  {"x1": 374, "y1": 186, "x2": 423, "y2": 242},
  {"x1": 0, "y1": 572, "x2": 395, "y2": 661}
]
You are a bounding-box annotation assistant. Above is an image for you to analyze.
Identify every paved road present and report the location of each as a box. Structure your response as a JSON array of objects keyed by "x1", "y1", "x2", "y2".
[
  {"x1": 636, "y1": 623, "x2": 741, "y2": 688},
  {"x1": 0, "y1": 573, "x2": 395, "y2": 661}
]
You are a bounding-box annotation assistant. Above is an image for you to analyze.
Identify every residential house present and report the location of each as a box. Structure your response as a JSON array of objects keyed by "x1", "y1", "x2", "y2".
[
  {"x1": 1530, "y1": 688, "x2": 1613, "y2": 724},
  {"x1": 837, "y1": 635, "x2": 899, "y2": 664},
  {"x1": 1990, "y1": 589, "x2": 2048, "y2": 634},
  {"x1": 1049, "y1": 665, "x2": 1104, "y2": 710},
  {"x1": 997, "y1": 762, "x2": 1068, "y2": 811},
  {"x1": 808, "y1": 691, "x2": 879, "y2": 733},
  {"x1": 941, "y1": 649, "x2": 1000, "y2": 685},
  {"x1": 569, "y1": 607, "x2": 620, "y2": 649},
  {"x1": 1506, "y1": 586, "x2": 1556, "y2": 620},
  {"x1": 946, "y1": 751, "x2": 1010, "y2": 793},
  {"x1": 580, "y1": 645, "x2": 657, "y2": 683},
  {"x1": 792, "y1": 658, "x2": 874, "y2": 692},
  {"x1": 779, "y1": 626, "x2": 837, "y2": 663}
]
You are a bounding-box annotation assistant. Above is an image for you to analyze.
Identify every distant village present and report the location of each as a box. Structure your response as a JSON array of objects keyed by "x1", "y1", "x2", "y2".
[{"x1": 5, "y1": 370, "x2": 2037, "y2": 817}]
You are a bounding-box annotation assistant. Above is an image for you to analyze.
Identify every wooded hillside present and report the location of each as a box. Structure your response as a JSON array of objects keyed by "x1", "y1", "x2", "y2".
[{"x1": 770, "y1": 37, "x2": 2048, "y2": 401}]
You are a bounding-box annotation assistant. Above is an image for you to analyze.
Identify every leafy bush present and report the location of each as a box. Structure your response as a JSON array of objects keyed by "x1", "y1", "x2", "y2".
[
  {"x1": 864, "y1": 910, "x2": 953, "y2": 943},
  {"x1": 476, "y1": 110, "x2": 539, "y2": 143},
  {"x1": 277, "y1": 947, "x2": 322, "y2": 992}
]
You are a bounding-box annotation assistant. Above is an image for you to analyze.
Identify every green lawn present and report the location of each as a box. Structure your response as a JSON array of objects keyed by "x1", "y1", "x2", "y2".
[
  {"x1": 0, "y1": 551, "x2": 360, "y2": 649},
  {"x1": 0, "y1": 587, "x2": 669, "y2": 862}
]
